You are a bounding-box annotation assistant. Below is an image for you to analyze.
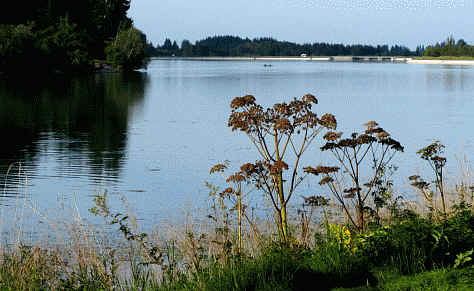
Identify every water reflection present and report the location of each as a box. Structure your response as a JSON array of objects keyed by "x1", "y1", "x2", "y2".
[
  {"x1": 424, "y1": 66, "x2": 470, "y2": 91},
  {"x1": 0, "y1": 73, "x2": 148, "y2": 202}
]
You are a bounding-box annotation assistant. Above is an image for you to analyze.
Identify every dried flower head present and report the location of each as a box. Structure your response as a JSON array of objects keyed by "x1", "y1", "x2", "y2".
[
  {"x1": 240, "y1": 163, "x2": 256, "y2": 175},
  {"x1": 274, "y1": 118, "x2": 293, "y2": 133},
  {"x1": 270, "y1": 161, "x2": 289, "y2": 175},
  {"x1": 230, "y1": 95, "x2": 256, "y2": 109},
  {"x1": 380, "y1": 137, "x2": 404, "y2": 152},
  {"x1": 321, "y1": 142, "x2": 337, "y2": 151},
  {"x1": 210, "y1": 163, "x2": 227, "y2": 174},
  {"x1": 324, "y1": 131, "x2": 343, "y2": 141},
  {"x1": 302, "y1": 94, "x2": 318, "y2": 104},
  {"x1": 226, "y1": 173, "x2": 245, "y2": 183},
  {"x1": 319, "y1": 176, "x2": 334, "y2": 185},
  {"x1": 416, "y1": 141, "x2": 445, "y2": 161},
  {"x1": 431, "y1": 156, "x2": 447, "y2": 167},
  {"x1": 304, "y1": 165, "x2": 340, "y2": 175},
  {"x1": 376, "y1": 131, "x2": 390, "y2": 140},
  {"x1": 344, "y1": 187, "x2": 361, "y2": 194},
  {"x1": 411, "y1": 181, "x2": 430, "y2": 189},
  {"x1": 364, "y1": 121, "x2": 378, "y2": 129},
  {"x1": 319, "y1": 114, "x2": 337, "y2": 130},
  {"x1": 338, "y1": 138, "x2": 358, "y2": 148},
  {"x1": 356, "y1": 134, "x2": 377, "y2": 145},
  {"x1": 365, "y1": 127, "x2": 385, "y2": 135},
  {"x1": 273, "y1": 103, "x2": 291, "y2": 116},
  {"x1": 220, "y1": 187, "x2": 235, "y2": 197}
]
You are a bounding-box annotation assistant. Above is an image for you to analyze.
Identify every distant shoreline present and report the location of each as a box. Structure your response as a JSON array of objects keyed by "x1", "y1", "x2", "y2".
[{"x1": 153, "y1": 56, "x2": 474, "y2": 66}]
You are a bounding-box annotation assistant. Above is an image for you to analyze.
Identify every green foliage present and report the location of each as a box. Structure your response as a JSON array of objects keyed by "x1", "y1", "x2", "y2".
[
  {"x1": 355, "y1": 210, "x2": 474, "y2": 274},
  {"x1": 454, "y1": 250, "x2": 473, "y2": 269},
  {"x1": 0, "y1": 24, "x2": 35, "y2": 71},
  {"x1": 36, "y1": 16, "x2": 90, "y2": 71},
  {"x1": 105, "y1": 27, "x2": 147, "y2": 71},
  {"x1": 425, "y1": 36, "x2": 474, "y2": 57}
]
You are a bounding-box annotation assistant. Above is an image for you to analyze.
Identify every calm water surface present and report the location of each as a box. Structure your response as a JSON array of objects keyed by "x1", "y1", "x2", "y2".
[{"x1": 1, "y1": 60, "x2": 473, "y2": 224}]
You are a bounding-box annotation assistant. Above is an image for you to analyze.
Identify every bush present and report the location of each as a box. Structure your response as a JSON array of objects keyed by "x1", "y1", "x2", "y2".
[
  {"x1": 355, "y1": 209, "x2": 474, "y2": 274},
  {"x1": 105, "y1": 26, "x2": 147, "y2": 71}
]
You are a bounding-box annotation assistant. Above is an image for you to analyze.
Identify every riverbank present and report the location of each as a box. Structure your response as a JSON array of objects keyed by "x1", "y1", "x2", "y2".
[{"x1": 1, "y1": 188, "x2": 473, "y2": 290}]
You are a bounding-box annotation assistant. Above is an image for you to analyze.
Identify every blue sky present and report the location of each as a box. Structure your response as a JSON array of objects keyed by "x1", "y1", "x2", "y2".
[{"x1": 129, "y1": 0, "x2": 474, "y2": 48}]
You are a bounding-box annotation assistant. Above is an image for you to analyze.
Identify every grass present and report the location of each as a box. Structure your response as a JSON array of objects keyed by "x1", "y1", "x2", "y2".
[{"x1": 336, "y1": 266, "x2": 474, "y2": 291}]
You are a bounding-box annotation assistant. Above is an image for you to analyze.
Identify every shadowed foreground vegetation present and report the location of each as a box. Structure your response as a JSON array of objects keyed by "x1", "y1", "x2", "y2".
[{"x1": 0, "y1": 95, "x2": 473, "y2": 290}]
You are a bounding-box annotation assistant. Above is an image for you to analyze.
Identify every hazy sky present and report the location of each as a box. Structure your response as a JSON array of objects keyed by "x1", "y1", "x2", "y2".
[{"x1": 129, "y1": 0, "x2": 474, "y2": 48}]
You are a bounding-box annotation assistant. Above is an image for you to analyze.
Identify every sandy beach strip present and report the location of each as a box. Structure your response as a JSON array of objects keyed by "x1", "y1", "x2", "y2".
[{"x1": 407, "y1": 59, "x2": 474, "y2": 66}]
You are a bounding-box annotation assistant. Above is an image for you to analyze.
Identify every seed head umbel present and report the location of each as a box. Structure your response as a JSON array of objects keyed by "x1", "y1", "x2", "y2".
[
  {"x1": 356, "y1": 134, "x2": 377, "y2": 145},
  {"x1": 319, "y1": 176, "x2": 334, "y2": 185},
  {"x1": 323, "y1": 131, "x2": 343, "y2": 141},
  {"x1": 210, "y1": 163, "x2": 227, "y2": 174},
  {"x1": 319, "y1": 114, "x2": 337, "y2": 129},
  {"x1": 230, "y1": 95, "x2": 256, "y2": 109},
  {"x1": 302, "y1": 94, "x2": 318, "y2": 104},
  {"x1": 270, "y1": 161, "x2": 289, "y2": 175},
  {"x1": 220, "y1": 187, "x2": 235, "y2": 197},
  {"x1": 380, "y1": 137, "x2": 404, "y2": 152},
  {"x1": 304, "y1": 165, "x2": 339, "y2": 175},
  {"x1": 364, "y1": 121, "x2": 378, "y2": 129},
  {"x1": 365, "y1": 127, "x2": 385, "y2": 135},
  {"x1": 274, "y1": 118, "x2": 293, "y2": 133},
  {"x1": 226, "y1": 173, "x2": 245, "y2": 183}
]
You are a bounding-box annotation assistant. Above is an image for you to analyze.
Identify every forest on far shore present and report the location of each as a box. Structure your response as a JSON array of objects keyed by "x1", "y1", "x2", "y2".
[{"x1": 147, "y1": 35, "x2": 474, "y2": 59}]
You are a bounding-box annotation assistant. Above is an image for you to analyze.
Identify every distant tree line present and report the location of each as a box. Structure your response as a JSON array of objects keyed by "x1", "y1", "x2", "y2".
[
  {"x1": 0, "y1": 0, "x2": 148, "y2": 73},
  {"x1": 146, "y1": 36, "x2": 418, "y2": 57},
  {"x1": 424, "y1": 36, "x2": 474, "y2": 57}
]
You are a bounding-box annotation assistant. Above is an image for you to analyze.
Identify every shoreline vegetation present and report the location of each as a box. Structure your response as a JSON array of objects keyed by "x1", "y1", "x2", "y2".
[{"x1": 1, "y1": 95, "x2": 473, "y2": 290}]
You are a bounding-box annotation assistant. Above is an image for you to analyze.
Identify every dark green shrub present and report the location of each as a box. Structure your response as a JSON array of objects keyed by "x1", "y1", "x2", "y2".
[
  {"x1": 435, "y1": 205, "x2": 474, "y2": 267},
  {"x1": 356, "y1": 209, "x2": 474, "y2": 274},
  {"x1": 356, "y1": 215, "x2": 434, "y2": 274}
]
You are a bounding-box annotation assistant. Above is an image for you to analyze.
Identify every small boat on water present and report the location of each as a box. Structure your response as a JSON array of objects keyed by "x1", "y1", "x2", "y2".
[{"x1": 263, "y1": 64, "x2": 272, "y2": 67}]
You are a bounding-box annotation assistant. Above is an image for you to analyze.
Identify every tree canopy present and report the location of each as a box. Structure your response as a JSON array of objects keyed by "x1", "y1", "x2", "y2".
[
  {"x1": 0, "y1": 0, "x2": 146, "y2": 73},
  {"x1": 424, "y1": 36, "x2": 474, "y2": 57},
  {"x1": 147, "y1": 35, "x2": 416, "y2": 57}
]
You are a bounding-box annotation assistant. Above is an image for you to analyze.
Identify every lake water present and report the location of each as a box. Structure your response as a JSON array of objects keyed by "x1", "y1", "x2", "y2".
[{"x1": 1, "y1": 60, "x2": 473, "y2": 225}]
